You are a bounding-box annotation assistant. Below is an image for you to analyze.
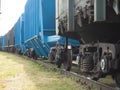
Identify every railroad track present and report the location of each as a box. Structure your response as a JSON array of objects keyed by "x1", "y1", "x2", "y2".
[{"x1": 23, "y1": 56, "x2": 119, "y2": 90}]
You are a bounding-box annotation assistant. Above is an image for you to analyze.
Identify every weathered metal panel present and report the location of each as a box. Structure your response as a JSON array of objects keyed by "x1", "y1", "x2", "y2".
[
  {"x1": 9, "y1": 28, "x2": 14, "y2": 46},
  {"x1": 57, "y1": 0, "x2": 75, "y2": 32},
  {"x1": 56, "y1": 0, "x2": 106, "y2": 32},
  {"x1": 56, "y1": 0, "x2": 68, "y2": 18},
  {"x1": 67, "y1": 0, "x2": 74, "y2": 31},
  {"x1": 56, "y1": 0, "x2": 88, "y2": 33},
  {"x1": 56, "y1": 0, "x2": 120, "y2": 44},
  {"x1": 5, "y1": 27, "x2": 14, "y2": 47},
  {"x1": 113, "y1": 0, "x2": 120, "y2": 15},
  {"x1": 94, "y1": 0, "x2": 106, "y2": 21}
]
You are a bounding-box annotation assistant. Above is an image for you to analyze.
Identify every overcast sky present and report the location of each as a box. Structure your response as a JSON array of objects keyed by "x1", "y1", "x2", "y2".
[{"x1": 0, "y1": 0, "x2": 27, "y2": 36}]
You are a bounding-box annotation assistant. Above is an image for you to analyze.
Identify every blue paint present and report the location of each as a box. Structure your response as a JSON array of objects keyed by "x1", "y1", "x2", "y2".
[
  {"x1": 14, "y1": 14, "x2": 25, "y2": 53},
  {"x1": 1, "y1": 36, "x2": 6, "y2": 50},
  {"x1": 0, "y1": 0, "x2": 80, "y2": 58},
  {"x1": 23, "y1": 0, "x2": 80, "y2": 58}
]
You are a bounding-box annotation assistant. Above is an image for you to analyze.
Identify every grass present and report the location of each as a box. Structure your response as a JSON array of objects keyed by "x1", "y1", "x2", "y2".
[
  {"x1": 0, "y1": 51, "x2": 87, "y2": 90},
  {"x1": 99, "y1": 76, "x2": 115, "y2": 86}
]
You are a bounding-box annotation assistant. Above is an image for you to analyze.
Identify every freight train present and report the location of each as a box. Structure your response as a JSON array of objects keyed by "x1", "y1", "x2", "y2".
[
  {"x1": 55, "y1": 0, "x2": 120, "y2": 87},
  {"x1": 0, "y1": 0, "x2": 120, "y2": 88},
  {"x1": 0, "y1": 0, "x2": 79, "y2": 59}
]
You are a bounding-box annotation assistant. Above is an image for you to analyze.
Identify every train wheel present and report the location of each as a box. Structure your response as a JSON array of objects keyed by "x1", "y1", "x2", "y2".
[
  {"x1": 100, "y1": 55, "x2": 112, "y2": 75},
  {"x1": 115, "y1": 73, "x2": 120, "y2": 87},
  {"x1": 100, "y1": 58, "x2": 106, "y2": 72},
  {"x1": 100, "y1": 56, "x2": 108, "y2": 73}
]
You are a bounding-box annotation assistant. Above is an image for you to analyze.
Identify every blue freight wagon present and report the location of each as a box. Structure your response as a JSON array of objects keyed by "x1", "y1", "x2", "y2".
[
  {"x1": 1, "y1": 36, "x2": 6, "y2": 51},
  {"x1": 24, "y1": 0, "x2": 80, "y2": 58},
  {"x1": 14, "y1": 14, "x2": 25, "y2": 54},
  {"x1": 0, "y1": 36, "x2": 2, "y2": 50},
  {"x1": 5, "y1": 27, "x2": 15, "y2": 52}
]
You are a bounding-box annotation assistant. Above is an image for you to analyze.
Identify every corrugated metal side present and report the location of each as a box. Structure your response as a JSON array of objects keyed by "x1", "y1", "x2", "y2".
[
  {"x1": 5, "y1": 27, "x2": 14, "y2": 47},
  {"x1": 21, "y1": 14, "x2": 24, "y2": 44},
  {"x1": 24, "y1": 0, "x2": 56, "y2": 41},
  {"x1": 24, "y1": 0, "x2": 39, "y2": 41},
  {"x1": 1, "y1": 36, "x2": 6, "y2": 50},
  {"x1": 14, "y1": 15, "x2": 24, "y2": 47},
  {"x1": 42, "y1": 0, "x2": 56, "y2": 36},
  {"x1": 15, "y1": 18, "x2": 21, "y2": 46}
]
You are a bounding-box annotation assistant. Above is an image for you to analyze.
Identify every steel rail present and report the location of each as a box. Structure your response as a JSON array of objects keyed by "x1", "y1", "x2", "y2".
[{"x1": 23, "y1": 56, "x2": 118, "y2": 90}]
